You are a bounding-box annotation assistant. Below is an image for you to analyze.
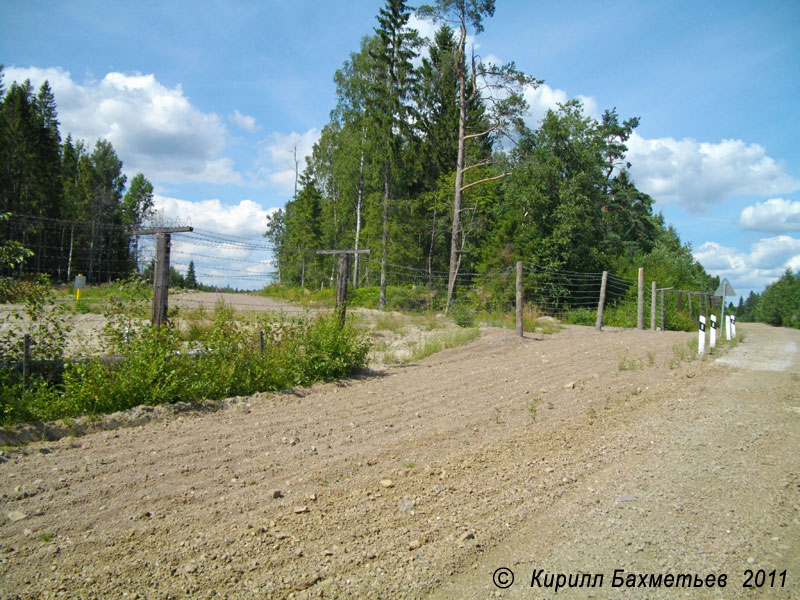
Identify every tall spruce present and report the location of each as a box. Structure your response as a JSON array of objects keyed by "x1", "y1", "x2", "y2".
[{"x1": 370, "y1": 0, "x2": 420, "y2": 309}]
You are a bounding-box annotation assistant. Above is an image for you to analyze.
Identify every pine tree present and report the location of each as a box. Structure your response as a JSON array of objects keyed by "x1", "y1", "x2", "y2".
[
  {"x1": 417, "y1": 0, "x2": 538, "y2": 309},
  {"x1": 186, "y1": 260, "x2": 197, "y2": 289}
]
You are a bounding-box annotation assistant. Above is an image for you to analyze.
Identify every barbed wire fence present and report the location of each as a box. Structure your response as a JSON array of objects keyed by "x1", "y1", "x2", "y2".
[{"x1": 3, "y1": 214, "x2": 722, "y2": 379}]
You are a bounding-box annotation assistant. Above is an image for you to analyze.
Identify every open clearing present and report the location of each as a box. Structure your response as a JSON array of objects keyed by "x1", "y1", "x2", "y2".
[{"x1": 1, "y1": 320, "x2": 798, "y2": 599}]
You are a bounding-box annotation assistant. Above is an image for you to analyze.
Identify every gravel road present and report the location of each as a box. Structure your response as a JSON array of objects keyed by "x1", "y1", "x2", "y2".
[{"x1": 1, "y1": 322, "x2": 798, "y2": 599}]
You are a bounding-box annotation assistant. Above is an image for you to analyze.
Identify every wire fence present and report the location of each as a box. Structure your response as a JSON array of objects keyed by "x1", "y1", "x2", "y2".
[{"x1": 4, "y1": 214, "x2": 722, "y2": 381}]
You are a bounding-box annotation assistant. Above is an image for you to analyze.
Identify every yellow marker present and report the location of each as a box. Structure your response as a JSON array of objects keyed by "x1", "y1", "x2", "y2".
[{"x1": 76, "y1": 288, "x2": 81, "y2": 301}]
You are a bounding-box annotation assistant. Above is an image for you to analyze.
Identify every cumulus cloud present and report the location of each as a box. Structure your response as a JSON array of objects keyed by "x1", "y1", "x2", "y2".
[
  {"x1": 739, "y1": 198, "x2": 800, "y2": 233},
  {"x1": 231, "y1": 110, "x2": 260, "y2": 134},
  {"x1": 521, "y1": 83, "x2": 598, "y2": 128},
  {"x1": 626, "y1": 134, "x2": 800, "y2": 213},
  {"x1": 255, "y1": 129, "x2": 320, "y2": 193},
  {"x1": 143, "y1": 194, "x2": 277, "y2": 288},
  {"x1": 4, "y1": 66, "x2": 238, "y2": 185},
  {"x1": 694, "y1": 235, "x2": 800, "y2": 296},
  {"x1": 153, "y1": 195, "x2": 273, "y2": 237}
]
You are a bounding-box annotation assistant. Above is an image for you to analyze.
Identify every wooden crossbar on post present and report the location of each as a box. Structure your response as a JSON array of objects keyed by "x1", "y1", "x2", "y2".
[
  {"x1": 132, "y1": 227, "x2": 193, "y2": 325},
  {"x1": 315, "y1": 249, "x2": 370, "y2": 326}
]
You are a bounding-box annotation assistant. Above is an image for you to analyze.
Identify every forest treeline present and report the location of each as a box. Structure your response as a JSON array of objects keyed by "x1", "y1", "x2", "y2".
[
  {"x1": 0, "y1": 65, "x2": 154, "y2": 284},
  {"x1": 265, "y1": 0, "x2": 715, "y2": 309},
  {"x1": 732, "y1": 269, "x2": 800, "y2": 329}
]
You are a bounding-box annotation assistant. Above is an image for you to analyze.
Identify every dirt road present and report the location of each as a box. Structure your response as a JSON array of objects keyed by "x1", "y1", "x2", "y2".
[{"x1": 1, "y1": 323, "x2": 798, "y2": 599}]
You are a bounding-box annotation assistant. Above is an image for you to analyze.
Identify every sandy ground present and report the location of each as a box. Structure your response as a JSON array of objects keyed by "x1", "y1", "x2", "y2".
[{"x1": 1, "y1": 321, "x2": 798, "y2": 599}]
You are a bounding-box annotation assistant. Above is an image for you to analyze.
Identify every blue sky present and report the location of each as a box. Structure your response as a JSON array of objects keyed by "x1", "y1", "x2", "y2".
[{"x1": 2, "y1": 0, "x2": 799, "y2": 299}]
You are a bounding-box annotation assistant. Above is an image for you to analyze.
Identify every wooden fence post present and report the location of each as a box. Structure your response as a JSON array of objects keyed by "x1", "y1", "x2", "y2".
[
  {"x1": 660, "y1": 288, "x2": 666, "y2": 331},
  {"x1": 595, "y1": 271, "x2": 608, "y2": 331},
  {"x1": 132, "y1": 226, "x2": 193, "y2": 326},
  {"x1": 651, "y1": 281, "x2": 656, "y2": 330},
  {"x1": 516, "y1": 261, "x2": 523, "y2": 337},
  {"x1": 22, "y1": 334, "x2": 31, "y2": 393},
  {"x1": 688, "y1": 292, "x2": 693, "y2": 316},
  {"x1": 152, "y1": 232, "x2": 170, "y2": 326},
  {"x1": 637, "y1": 267, "x2": 644, "y2": 330},
  {"x1": 335, "y1": 253, "x2": 350, "y2": 327}
]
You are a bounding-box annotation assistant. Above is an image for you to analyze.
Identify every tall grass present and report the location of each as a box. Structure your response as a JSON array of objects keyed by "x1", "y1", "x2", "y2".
[
  {"x1": 408, "y1": 327, "x2": 480, "y2": 362},
  {"x1": 0, "y1": 310, "x2": 371, "y2": 426}
]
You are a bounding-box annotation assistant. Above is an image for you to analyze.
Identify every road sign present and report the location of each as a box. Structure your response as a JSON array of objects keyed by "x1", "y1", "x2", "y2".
[{"x1": 714, "y1": 278, "x2": 736, "y2": 297}]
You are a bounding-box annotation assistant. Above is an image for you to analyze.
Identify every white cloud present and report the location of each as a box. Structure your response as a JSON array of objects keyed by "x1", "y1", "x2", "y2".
[
  {"x1": 5, "y1": 66, "x2": 238, "y2": 185},
  {"x1": 231, "y1": 110, "x2": 260, "y2": 134},
  {"x1": 522, "y1": 83, "x2": 599, "y2": 129},
  {"x1": 739, "y1": 198, "x2": 800, "y2": 233},
  {"x1": 255, "y1": 129, "x2": 320, "y2": 193},
  {"x1": 153, "y1": 195, "x2": 271, "y2": 237},
  {"x1": 694, "y1": 235, "x2": 800, "y2": 296},
  {"x1": 626, "y1": 134, "x2": 800, "y2": 213},
  {"x1": 408, "y1": 13, "x2": 439, "y2": 44}
]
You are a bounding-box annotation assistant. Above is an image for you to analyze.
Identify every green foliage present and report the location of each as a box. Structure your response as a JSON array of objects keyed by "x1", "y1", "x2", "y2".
[
  {"x1": 1, "y1": 69, "x2": 151, "y2": 285},
  {"x1": 449, "y1": 304, "x2": 475, "y2": 327},
  {"x1": 0, "y1": 301, "x2": 371, "y2": 426},
  {"x1": 753, "y1": 269, "x2": 800, "y2": 328}
]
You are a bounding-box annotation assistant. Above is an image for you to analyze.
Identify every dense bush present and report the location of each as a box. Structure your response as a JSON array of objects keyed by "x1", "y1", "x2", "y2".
[{"x1": 0, "y1": 308, "x2": 371, "y2": 426}]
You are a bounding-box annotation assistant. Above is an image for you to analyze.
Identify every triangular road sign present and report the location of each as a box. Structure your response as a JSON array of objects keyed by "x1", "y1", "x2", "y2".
[{"x1": 714, "y1": 277, "x2": 736, "y2": 297}]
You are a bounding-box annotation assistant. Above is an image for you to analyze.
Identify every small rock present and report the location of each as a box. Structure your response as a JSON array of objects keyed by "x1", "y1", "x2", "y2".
[
  {"x1": 459, "y1": 531, "x2": 475, "y2": 542},
  {"x1": 747, "y1": 557, "x2": 755, "y2": 564},
  {"x1": 408, "y1": 539, "x2": 421, "y2": 550},
  {"x1": 544, "y1": 467, "x2": 555, "y2": 473},
  {"x1": 293, "y1": 506, "x2": 309, "y2": 514},
  {"x1": 397, "y1": 498, "x2": 415, "y2": 512},
  {"x1": 271, "y1": 489, "x2": 283, "y2": 499},
  {"x1": 617, "y1": 494, "x2": 636, "y2": 502},
  {"x1": 237, "y1": 402, "x2": 250, "y2": 414},
  {"x1": 380, "y1": 479, "x2": 394, "y2": 489},
  {"x1": 564, "y1": 382, "x2": 576, "y2": 390},
  {"x1": 183, "y1": 562, "x2": 198, "y2": 573},
  {"x1": 7, "y1": 511, "x2": 27, "y2": 523},
  {"x1": 39, "y1": 448, "x2": 51, "y2": 454},
  {"x1": 305, "y1": 493, "x2": 317, "y2": 502}
]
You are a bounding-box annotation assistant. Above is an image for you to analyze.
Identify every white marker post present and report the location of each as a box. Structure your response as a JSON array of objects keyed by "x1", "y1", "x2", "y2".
[
  {"x1": 698, "y1": 315, "x2": 706, "y2": 355},
  {"x1": 731, "y1": 315, "x2": 737, "y2": 339},
  {"x1": 725, "y1": 315, "x2": 732, "y2": 341},
  {"x1": 710, "y1": 314, "x2": 717, "y2": 350}
]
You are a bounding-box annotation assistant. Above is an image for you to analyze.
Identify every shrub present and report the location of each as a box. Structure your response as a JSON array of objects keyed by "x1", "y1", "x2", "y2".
[{"x1": 0, "y1": 307, "x2": 371, "y2": 426}]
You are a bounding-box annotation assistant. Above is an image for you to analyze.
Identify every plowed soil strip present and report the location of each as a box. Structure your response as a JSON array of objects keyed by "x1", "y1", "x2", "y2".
[{"x1": 1, "y1": 324, "x2": 798, "y2": 599}]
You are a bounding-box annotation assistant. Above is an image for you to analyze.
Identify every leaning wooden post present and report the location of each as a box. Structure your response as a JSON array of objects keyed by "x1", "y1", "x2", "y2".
[
  {"x1": 651, "y1": 281, "x2": 657, "y2": 330},
  {"x1": 637, "y1": 267, "x2": 644, "y2": 330},
  {"x1": 515, "y1": 261, "x2": 523, "y2": 337},
  {"x1": 335, "y1": 253, "x2": 350, "y2": 327},
  {"x1": 595, "y1": 271, "x2": 608, "y2": 331}
]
